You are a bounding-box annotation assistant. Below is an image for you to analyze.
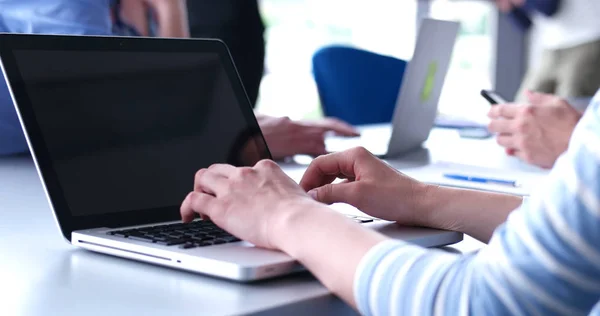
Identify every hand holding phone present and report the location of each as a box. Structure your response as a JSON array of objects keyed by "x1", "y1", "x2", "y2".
[{"x1": 480, "y1": 90, "x2": 508, "y2": 105}]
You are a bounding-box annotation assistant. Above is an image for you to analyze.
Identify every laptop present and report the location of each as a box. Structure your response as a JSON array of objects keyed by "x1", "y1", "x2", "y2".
[
  {"x1": 326, "y1": 18, "x2": 460, "y2": 158},
  {"x1": 0, "y1": 34, "x2": 462, "y2": 281}
]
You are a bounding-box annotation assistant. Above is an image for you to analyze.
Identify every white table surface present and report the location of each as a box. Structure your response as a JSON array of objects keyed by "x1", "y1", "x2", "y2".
[{"x1": 0, "y1": 127, "x2": 547, "y2": 315}]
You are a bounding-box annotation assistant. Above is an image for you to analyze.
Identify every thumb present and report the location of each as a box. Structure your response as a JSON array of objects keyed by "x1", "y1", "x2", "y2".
[{"x1": 308, "y1": 182, "x2": 356, "y2": 205}]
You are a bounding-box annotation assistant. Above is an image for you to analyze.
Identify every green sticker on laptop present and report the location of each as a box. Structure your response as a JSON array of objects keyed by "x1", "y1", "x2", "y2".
[{"x1": 421, "y1": 61, "x2": 438, "y2": 102}]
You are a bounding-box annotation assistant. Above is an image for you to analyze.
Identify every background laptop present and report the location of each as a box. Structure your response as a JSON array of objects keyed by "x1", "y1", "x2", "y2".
[
  {"x1": 326, "y1": 18, "x2": 460, "y2": 158},
  {"x1": 0, "y1": 34, "x2": 462, "y2": 281}
]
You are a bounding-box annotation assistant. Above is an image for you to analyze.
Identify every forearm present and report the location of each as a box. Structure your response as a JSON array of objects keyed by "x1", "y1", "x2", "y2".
[
  {"x1": 420, "y1": 186, "x2": 522, "y2": 243},
  {"x1": 274, "y1": 201, "x2": 386, "y2": 308},
  {"x1": 151, "y1": 0, "x2": 189, "y2": 38},
  {"x1": 273, "y1": 200, "x2": 481, "y2": 315},
  {"x1": 118, "y1": 0, "x2": 150, "y2": 36}
]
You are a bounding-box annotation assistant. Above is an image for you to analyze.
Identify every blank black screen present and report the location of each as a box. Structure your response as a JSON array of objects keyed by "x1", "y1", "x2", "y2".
[{"x1": 13, "y1": 50, "x2": 266, "y2": 216}]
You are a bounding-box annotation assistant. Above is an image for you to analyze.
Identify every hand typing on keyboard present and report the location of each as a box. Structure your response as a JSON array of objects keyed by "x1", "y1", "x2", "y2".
[{"x1": 180, "y1": 160, "x2": 323, "y2": 250}]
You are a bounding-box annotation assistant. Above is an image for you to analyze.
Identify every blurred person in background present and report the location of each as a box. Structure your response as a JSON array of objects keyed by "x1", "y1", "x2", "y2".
[
  {"x1": 120, "y1": 0, "x2": 264, "y2": 106},
  {"x1": 186, "y1": 0, "x2": 264, "y2": 108},
  {"x1": 496, "y1": 0, "x2": 600, "y2": 101},
  {"x1": 117, "y1": 0, "x2": 359, "y2": 159},
  {"x1": 115, "y1": 0, "x2": 189, "y2": 38},
  {"x1": 0, "y1": 0, "x2": 358, "y2": 159},
  {"x1": 0, "y1": 0, "x2": 189, "y2": 156},
  {"x1": 179, "y1": 92, "x2": 600, "y2": 314},
  {"x1": 0, "y1": 0, "x2": 115, "y2": 156}
]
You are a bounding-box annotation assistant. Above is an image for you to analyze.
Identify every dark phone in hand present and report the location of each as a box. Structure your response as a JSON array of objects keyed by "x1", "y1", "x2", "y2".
[{"x1": 480, "y1": 90, "x2": 507, "y2": 105}]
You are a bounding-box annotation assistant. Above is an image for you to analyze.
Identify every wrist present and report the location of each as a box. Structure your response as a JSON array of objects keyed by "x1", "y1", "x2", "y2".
[
  {"x1": 412, "y1": 184, "x2": 469, "y2": 231},
  {"x1": 409, "y1": 183, "x2": 443, "y2": 227},
  {"x1": 416, "y1": 185, "x2": 523, "y2": 241},
  {"x1": 270, "y1": 199, "x2": 341, "y2": 255}
]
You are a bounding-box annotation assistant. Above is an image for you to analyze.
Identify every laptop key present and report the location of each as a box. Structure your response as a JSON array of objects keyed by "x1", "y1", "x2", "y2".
[
  {"x1": 166, "y1": 234, "x2": 183, "y2": 239},
  {"x1": 179, "y1": 243, "x2": 196, "y2": 249},
  {"x1": 129, "y1": 235, "x2": 154, "y2": 242},
  {"x1": 191, "y1": 236, "x2": 212, "y2": 242},
  {"x1": 156, "y1": 239, "x2": 187, "y2": 246},
  {"x1": 108, "y1": 221, "x2": 230, "y2": 243}
]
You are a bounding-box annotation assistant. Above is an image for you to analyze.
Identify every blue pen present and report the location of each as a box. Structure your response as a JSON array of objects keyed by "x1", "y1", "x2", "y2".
[{"x1": 443, "y1": 174, "x2": 519, "y2": 187}]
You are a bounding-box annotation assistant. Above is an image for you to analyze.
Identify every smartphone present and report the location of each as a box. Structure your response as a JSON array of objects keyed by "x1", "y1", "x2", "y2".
[{"x1": 480, "y1": 89, "x2": 507, "y2": 105}]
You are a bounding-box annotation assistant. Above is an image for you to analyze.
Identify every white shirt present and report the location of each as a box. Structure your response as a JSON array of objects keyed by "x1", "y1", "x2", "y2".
[{"x1": 534, "y1": 0, "x2": 600, "y2": 50}]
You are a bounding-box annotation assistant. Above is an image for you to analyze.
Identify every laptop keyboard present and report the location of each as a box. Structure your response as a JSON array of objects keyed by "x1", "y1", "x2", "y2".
[
  {"x1": 107, "y1": 215, "x2": 374, "y2": 250},
  {"x1": 107, "y1": 220, "x2": 240, "y2": 249}
]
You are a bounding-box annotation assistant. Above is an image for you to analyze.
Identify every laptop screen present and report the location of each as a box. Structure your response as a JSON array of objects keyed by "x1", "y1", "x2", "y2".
[{"x1": 10, "y1": 49, "x2": 268, "y2": 217}]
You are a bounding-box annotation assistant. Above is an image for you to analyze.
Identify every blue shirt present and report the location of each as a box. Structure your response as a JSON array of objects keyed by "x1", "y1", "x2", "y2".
[
  {"x1": 0, "y1": 0, "x2": 112, "y2": 155},
  {"x1": 510, "y1": 0, "x2": 561, "y2": 30},
  {"x1": 355, "y1": 91, "x2": 600, "y2": 315}
]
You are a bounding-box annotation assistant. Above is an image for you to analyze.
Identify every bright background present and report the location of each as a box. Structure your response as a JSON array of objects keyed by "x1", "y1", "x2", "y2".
[{"x1": 256, "y1": 0, "x2": 495, "y2": 122}]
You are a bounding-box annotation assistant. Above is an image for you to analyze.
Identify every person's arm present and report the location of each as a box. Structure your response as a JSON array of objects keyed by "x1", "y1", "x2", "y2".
[
  {"x1": 421, "y1": 187, "x2": 522, "y2": 242},
  {"x1": 255, "y1": 114, "x2": 359, "y2": 159},
  {"x1": 289, "y1": 101, "x2": 600, "y2": 314},
  {"x1": 146, "y1": 0, "x2": 189, "y2": 38},
  {"x1": 118, "y1": 0, "x2": 189, "y2": 38},
  {"x1": 488, "y1": 91, "x2": 582, "y2": 169},
  {"x1": 182, "y1": 99, "x2": 600, "y2": 314},
  {"x1": 300, "y1": 148, "x2": 522, "y2": 243}
]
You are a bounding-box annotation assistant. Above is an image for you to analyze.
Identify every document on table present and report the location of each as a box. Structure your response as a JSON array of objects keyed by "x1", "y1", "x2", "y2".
[{"x1": 400, "y1": 161, "x2": 549, "y2": 196}]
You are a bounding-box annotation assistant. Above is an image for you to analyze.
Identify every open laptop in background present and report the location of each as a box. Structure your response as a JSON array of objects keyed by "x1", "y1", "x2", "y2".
[
  {"x1": 326, "y1": 18, "x2": 460, "y2": 158},
  {"x1": 0, "y1": 34, "x2": 462, "y2": 281}
]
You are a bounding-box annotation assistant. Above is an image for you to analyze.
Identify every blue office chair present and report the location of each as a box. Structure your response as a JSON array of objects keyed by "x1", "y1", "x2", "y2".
[{"x1": 312, "y1": 45, "x2": 407, "y2": 125}]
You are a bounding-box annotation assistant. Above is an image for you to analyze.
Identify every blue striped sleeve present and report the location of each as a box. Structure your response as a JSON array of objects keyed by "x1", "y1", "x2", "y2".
[{"x1": 355, "y1": 94, "x2": 600, "y2": 315}]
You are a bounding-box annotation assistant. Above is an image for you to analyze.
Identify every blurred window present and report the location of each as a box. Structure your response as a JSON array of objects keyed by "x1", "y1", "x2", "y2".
[{"x1": 258, "y1": 0, "x2": 494, "y2": 121}]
